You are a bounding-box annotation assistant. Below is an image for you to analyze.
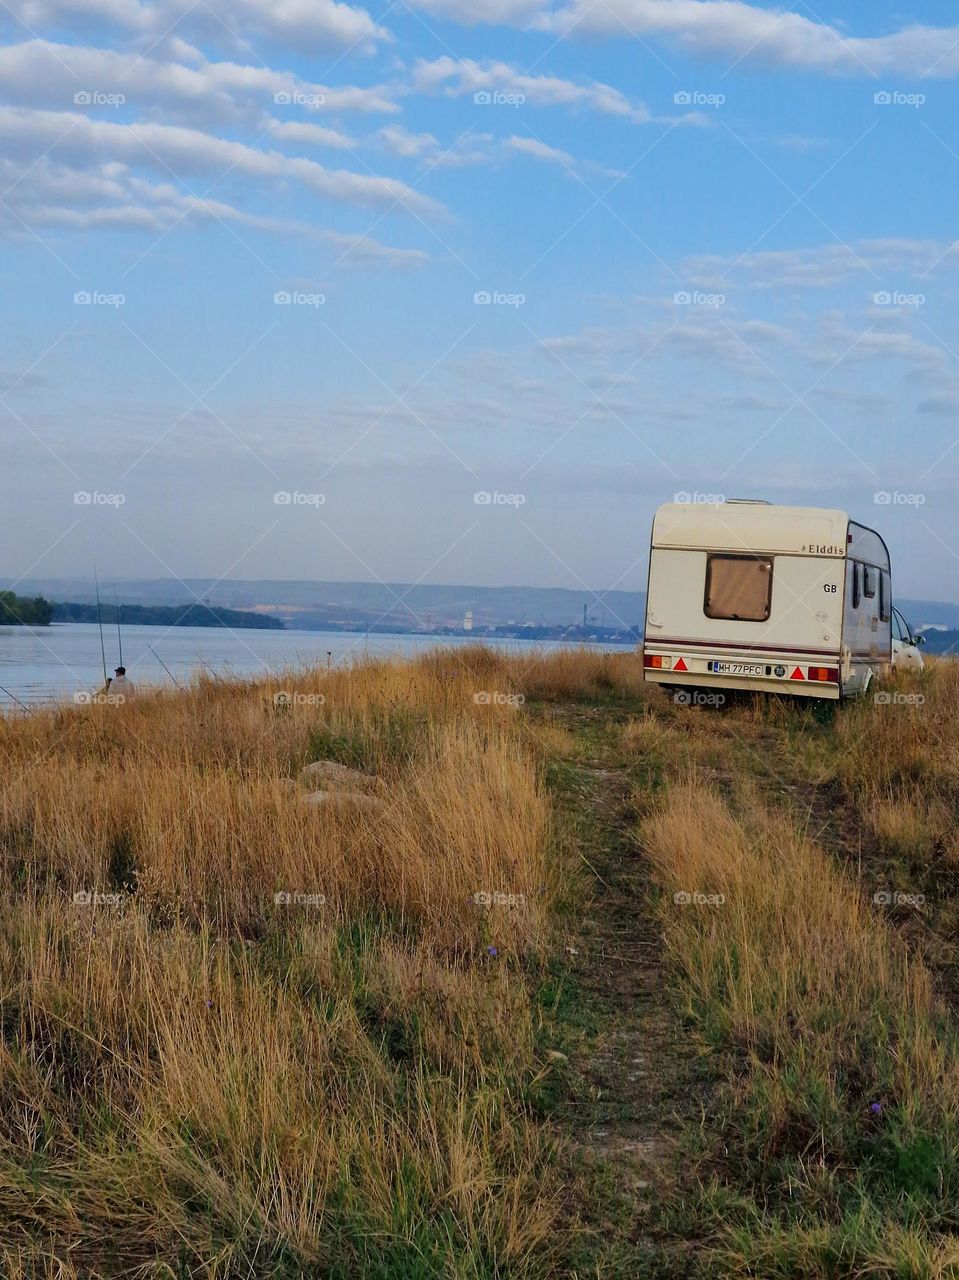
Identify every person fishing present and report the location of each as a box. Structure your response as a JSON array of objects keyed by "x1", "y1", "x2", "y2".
[
  {"x1": 90, "y1": 572, "x2": 134, "y2": 703},
  {"x1": 111, "y1": 666, "x2": 135, "y2": 699}
]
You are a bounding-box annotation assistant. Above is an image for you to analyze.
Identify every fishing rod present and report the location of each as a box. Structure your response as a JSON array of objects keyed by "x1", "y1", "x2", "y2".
[
  {"x1": 147, "y1": 643, "x2": 181, "y2": 690},
  {"x1": 93, "y1": 564, "x2": 108, "y2": 688},
  {"x1": 0, "y1": 683, "x2": 28, "y2": 712},
  {"x1": 112, "y1": 587, "x2": 123, "y2": 668}
]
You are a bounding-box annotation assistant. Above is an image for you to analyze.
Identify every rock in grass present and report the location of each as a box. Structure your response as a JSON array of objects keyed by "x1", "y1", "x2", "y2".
[
  {"x1": 298, "y1": 760, "x2": 377, "y2": 793},
  {"x1": 301, "y1": 789, "x2": 386, "y2": 815}
]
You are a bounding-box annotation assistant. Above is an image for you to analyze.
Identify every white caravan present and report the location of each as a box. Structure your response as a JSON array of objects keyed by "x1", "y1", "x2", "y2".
[{"x1": 642, "y1": 501, "x2": 897, "y2": 701}]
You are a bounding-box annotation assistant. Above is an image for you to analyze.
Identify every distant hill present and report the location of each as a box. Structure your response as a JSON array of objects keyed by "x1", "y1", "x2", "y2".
[
  {"x1": 6, "y1": 578, "x2": 955, "y2": 637},
  {"x1": 51, "y1": 602, "x2": 285, "y2": 630},
  {"x1": 11, "y1": 579, "x2": 646, "y2": 631},
  {"x1": 896, "y1": 599, "x2": 959, "y2": 629},
  {"x1": 915, "y1": 629, "x2": 959, "y2": 657}
]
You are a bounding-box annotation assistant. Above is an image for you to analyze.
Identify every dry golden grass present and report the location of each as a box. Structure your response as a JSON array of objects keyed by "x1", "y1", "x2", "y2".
[
  {"x1": 508, "y1": 647, "x2": 645, "y2": 702},
  {"x1": 0, "y1": 649, "x2": 574, "y2": 1278},
  {"x1": 0, "y1": 657, "x2": 553, "y2": 950},
  {"x1": 640, "y1": 772, "x2": 959, "y2": 1275}
]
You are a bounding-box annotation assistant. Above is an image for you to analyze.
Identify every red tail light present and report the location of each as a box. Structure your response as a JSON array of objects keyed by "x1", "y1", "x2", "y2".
[{"x1": 807, "y1": 666, "x2": 839, "y2": 682}]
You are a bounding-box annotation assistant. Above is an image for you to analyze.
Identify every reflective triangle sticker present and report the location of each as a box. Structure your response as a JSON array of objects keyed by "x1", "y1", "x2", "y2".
[
  {"x1": 790, "y1": 666, "x2": 805, "y2": 680},
  {"x1": 674, "y1": 657, "x2": 688, "y2": 672}
]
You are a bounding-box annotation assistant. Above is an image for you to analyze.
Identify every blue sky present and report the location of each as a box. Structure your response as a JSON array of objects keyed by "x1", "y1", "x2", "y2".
[{"x1": 3, "y1": 0, "x2": 959, "y2": 600}]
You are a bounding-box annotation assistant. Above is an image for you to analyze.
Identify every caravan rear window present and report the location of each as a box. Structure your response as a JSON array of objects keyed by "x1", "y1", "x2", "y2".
[{"x1": 704, "y1": 554, "x2": 773, "y2": 622}]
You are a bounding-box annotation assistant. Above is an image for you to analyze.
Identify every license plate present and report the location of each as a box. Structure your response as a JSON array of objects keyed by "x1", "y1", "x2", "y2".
[{"x1": 710, "y1": 661, "x2": 765, "y2": 676}]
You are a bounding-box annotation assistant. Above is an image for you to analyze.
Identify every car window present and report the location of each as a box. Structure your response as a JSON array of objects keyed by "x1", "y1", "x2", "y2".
[
  {"x1": 892, "y1": 610, "x2": 905, "y2": 642},
  {"x1": 704, "y1": 554, "x2": 773, "y2": 622}
]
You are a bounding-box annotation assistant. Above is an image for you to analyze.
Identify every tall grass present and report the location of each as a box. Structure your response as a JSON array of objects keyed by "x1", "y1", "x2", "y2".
[
  {"x1": 834, "y1": 660, "x2": 959, "y2": 859},
  {"x1": 641, "y1": 775, "x2": 959, "y2": 1276},
  {"x1": 0, "y1": 650, "x2": 570, "y2": 1277}
]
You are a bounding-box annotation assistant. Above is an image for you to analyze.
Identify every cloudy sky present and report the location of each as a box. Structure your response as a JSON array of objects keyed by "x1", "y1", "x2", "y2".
[{"x1": 3, "y1": 0, "x2": 959, "y2": 601}]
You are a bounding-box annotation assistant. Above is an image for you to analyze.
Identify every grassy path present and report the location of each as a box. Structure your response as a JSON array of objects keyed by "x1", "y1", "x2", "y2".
[{"x1": 530, "y1": 697, "x2": 708, "y2": 1278}]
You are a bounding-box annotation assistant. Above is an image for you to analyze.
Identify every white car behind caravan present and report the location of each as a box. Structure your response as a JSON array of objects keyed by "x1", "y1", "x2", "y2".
[{"x1": 643, "y1": 501, "x2": 909, "y2": 701}]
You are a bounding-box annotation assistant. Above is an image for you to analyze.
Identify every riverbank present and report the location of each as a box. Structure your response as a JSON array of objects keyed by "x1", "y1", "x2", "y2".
[{"x1": 1, "y1": 623, "x2": 611, "y2": 710}]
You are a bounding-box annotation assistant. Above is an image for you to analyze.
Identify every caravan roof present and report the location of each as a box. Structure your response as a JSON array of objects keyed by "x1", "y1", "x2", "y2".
[{"x1": 652, "y1": 503, "x2": 850, "y2": 557}]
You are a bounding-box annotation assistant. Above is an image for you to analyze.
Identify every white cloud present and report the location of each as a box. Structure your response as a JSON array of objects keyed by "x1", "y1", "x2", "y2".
[
  {"x1": 412, "y1": 56, "x2": 652, "y2": 123},
  {"x1": 267, "y1": 120, "x2": 357, "y2": 149},
  {"x1": 3, "y1": 0, "x2": 388, "y2": 52},
  {"x1": 406, "y1": 0, "x2": 959, "y2": 79},
  {"x1": 682, "y1": 240, "x2": 959, "y2": 290},
  {"x1": 504, "y1": 132, "x2": 623, "y2": 178},
  {"x1": 0, "y1": 107, "x2": 444, "y2": 215},
  {"x1": 377, "y1": 124, "x2": 440, "y2": 158},
  {"x1": 533, "y1": 0, "x2": 959, "y2": 77},
  {"x1": 375, "y1": 121, "x2": 613, "y2": 177},
  {"x1": 0, "y1": 39, "x2": 399, "y2": 128},
  {"x1": 405, "y1": 0, "x2": 543, "y2": 22},
  {"x1": 375, "y1": 124, "x2": 498, "y2": 168},
  {"x1": 319, "y1": 230, "x2": 430, "y2": 268},
  {"x1": 504, "y1": 134, "x2": 575, "y2": 166},
  {"x1": 0, "y1": 156, "x2": 430, "y2": 266}
]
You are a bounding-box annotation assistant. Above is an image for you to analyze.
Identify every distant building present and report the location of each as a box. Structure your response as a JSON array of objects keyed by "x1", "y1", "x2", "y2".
[{"x1": 463, "y1": 610, "x2": 473, "y2": 632}]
